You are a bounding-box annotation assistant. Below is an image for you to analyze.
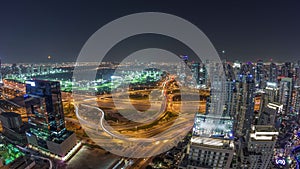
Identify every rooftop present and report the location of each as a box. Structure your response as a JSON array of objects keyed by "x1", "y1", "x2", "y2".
[
  {"x1": 250, "y1": 125, "x2": 279, "y2": 141},
  {"x1": 191, "y1": 136, "x2": 234, "y2": 150},
  {"x1": 0, "y1": 112, "x2": 21, "y2": 118}
]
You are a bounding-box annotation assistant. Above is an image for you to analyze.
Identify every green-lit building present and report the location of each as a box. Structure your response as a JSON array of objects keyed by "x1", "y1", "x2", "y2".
[{"x1": 0, "y1": 142, "x2": 24, "y2": 167}]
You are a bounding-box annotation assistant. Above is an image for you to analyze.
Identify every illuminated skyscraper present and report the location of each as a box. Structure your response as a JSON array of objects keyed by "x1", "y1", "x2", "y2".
[
  {"x1": 24, "y1": 80, "x2": 77, "y2": 158},
  {"x1": 199, "y1": 63, "x2": 207, "y2": 86},
  {"x1": 235, "y1": 73, "x2": 255, "y2": 137},
  {"x1": 179, "y1": 62, "x2": 235, "y2": 169},
  {"x1": 278, "y1": 77, "x2": 293, "y2": 114},
  {"x1": 177, "y1": 55, "x2": 189, "y2": 85},
  {"x1": 224, "y1": 80, "x2": 237, "y2": 118},
  {"x1": 280, "y1": 62, "x2": 293, "y2": 78},
  {"x1": 264, "y1": 82, "x2": 279, "y2": 105},
  {"x1": 269, "y1": 62, "x2": 278, "y2": 82},
  {"x1": 191, "y1": 62, "x2": 200, "y2": 85},
  {"x1": 256, "y1": 59, "x2": 265, "y2": 88}
]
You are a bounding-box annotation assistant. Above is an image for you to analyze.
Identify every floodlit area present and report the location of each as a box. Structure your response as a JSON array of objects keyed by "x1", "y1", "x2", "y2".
[{"x1": 192, "y1": 114, "x2": 234, "y2": 138}]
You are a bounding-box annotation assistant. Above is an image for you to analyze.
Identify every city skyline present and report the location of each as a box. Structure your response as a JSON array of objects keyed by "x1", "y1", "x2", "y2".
[
  {"x1": 1, "y1": 58, "x2": 300, "y2": 168},
  {"x1": 1, "y1": 1, "x2": 300, "y2": 169}
]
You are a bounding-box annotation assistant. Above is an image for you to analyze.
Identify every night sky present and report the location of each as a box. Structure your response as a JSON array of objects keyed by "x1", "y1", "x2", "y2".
[{"x1": 0, "y1": 0, "x2": 300, "y2": 63}]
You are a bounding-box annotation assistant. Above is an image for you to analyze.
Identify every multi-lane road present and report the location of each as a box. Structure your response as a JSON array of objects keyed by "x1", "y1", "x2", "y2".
[{"x1": 70, "y1": 77, "x2": 201, "y2": 169}]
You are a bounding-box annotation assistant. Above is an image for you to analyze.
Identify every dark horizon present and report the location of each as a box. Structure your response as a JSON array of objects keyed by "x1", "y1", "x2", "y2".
[{"x1": 0, "y1": 0, "x2": 300, "y2": 63}]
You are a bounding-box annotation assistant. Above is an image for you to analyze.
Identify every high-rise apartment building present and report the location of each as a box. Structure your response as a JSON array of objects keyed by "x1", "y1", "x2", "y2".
[
  {"x1": 239, "y1": 125, "x2": 278, "y2": 169},
  {"x1": 191, "y1": 62, "x2": 200, "y2": 86},
  {"x1": 179, "y1": 62, "x2": 234, "y2": 169},
  {"x1": 269, "y1": 62, "x2": 278, "y2": 83},
  {"x1": 278, "y1": 77, "x2": 293, "y2": 114},
  {"x1": 179, "y1": 136, "x2": 234, "y2": 169},
  {"x1": 235, "y1": 74, "x2": 255, "y2": 137},
  {"x1": 255, "y1": 59, "x2": 266, "y2": 88},
  {"x1": 264, "y1": 82, "x2": 279, "y2": 105}
]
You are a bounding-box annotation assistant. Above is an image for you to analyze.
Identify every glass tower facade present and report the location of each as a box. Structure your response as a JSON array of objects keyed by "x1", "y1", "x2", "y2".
[{"x1": 24, "y1": 80, "x2": 66, "y2": 149}]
